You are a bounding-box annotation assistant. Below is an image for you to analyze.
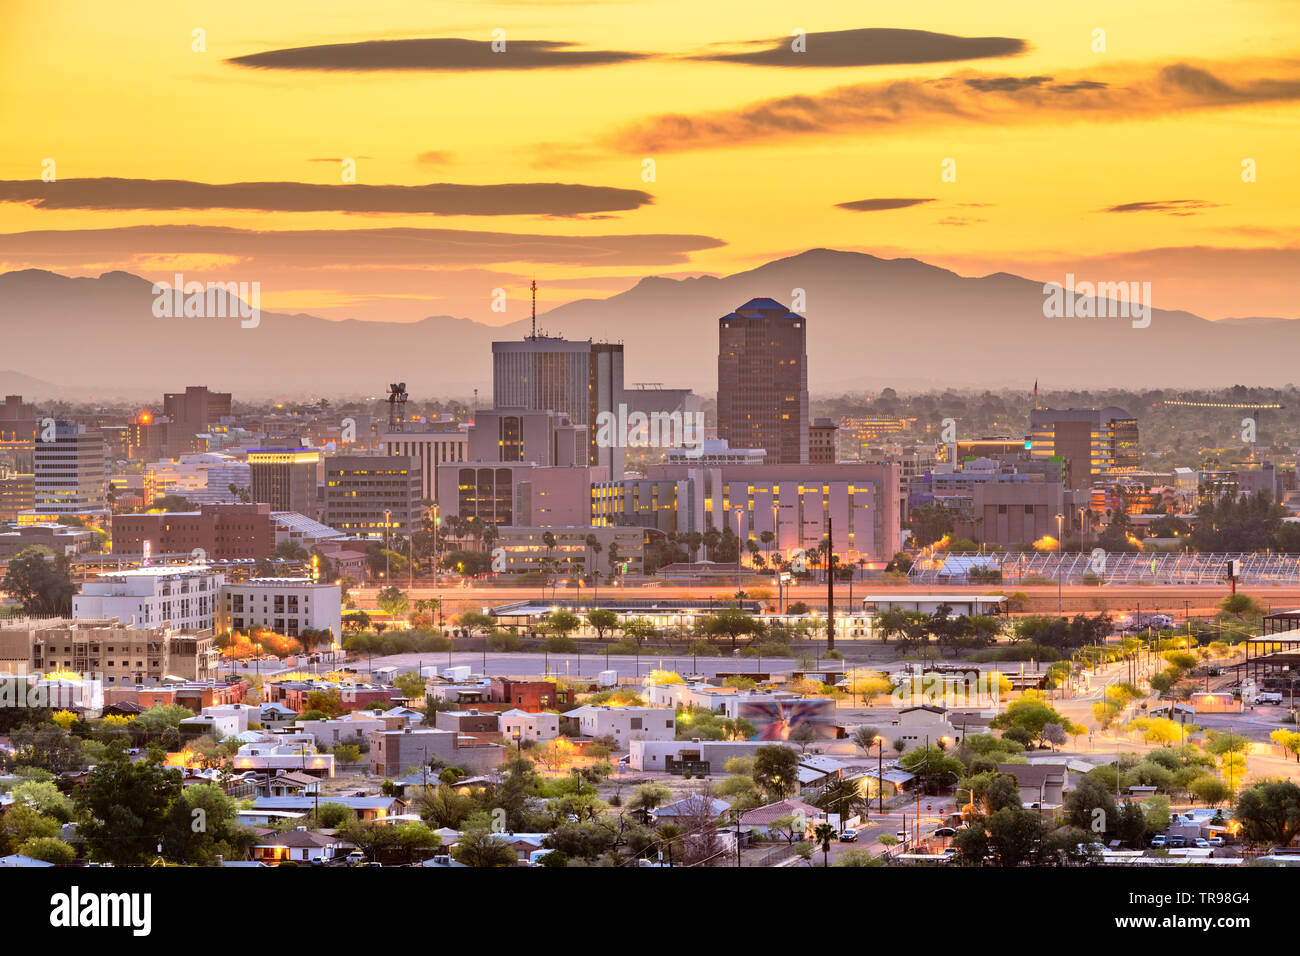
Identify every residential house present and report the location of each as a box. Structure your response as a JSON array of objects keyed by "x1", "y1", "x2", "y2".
[
  {"x1": 562, "y1": 705, "x2": 675, "y2": 743},
  {"x1": 250, "y1": 828, "x2": 351, "y2": 864},
  {"x1": 499, "y1": 709, "x2": 559, "y2": 743}
]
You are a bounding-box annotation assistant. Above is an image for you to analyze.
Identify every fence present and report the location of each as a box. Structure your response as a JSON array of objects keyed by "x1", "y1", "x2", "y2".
[{"x1": 909, "y1": 551, "x2": 1300, "y2": 587}]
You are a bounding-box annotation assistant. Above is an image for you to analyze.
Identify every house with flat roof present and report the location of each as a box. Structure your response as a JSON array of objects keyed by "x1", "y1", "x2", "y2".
[{"x1": 562, "y1": 705, "x2": 675, "y2": 743}]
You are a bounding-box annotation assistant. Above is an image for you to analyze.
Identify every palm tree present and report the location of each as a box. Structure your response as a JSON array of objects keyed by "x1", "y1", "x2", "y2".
[
  {"x1": 702, "y1": 527, "x2": 721, "y2": 560},
  {"x1": 813, "y1": 823, "x2": 837, "y2": 867},
  {"x1": 760, "y1": 529, "x2": 775, "y2": 569},
  {"x1": 541, "y1": 531, "x2": 556, "y2": 600}
]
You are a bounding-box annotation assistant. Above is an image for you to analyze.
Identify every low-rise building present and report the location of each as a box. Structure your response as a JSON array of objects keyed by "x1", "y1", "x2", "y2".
[
  {"x1": 489, "y1": 678, "x2": 558, "y2": 712},
  {"x1": 16, "y1": 619, "x2": 218, "y2": 686},
  {"x1": 499, "y1": 709, "x2": 559, "y2": 743},
  {"x1": 73, "y1": 565, "x2": 223, "y2": 631},
  {"x1": 562, "y1": 705, "x2": 675, "y2": 743},
  {"x1": 219, "y1": 578, "x2": 342, "y2": 646},
  {"x1": 369, "y1": 726, "x2": 507, "y2": 776}
]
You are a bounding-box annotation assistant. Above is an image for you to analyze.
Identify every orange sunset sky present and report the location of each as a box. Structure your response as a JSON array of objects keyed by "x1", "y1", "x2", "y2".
[{"x1": 1, "y1": 0, "x2": 1297, "y2": 324}]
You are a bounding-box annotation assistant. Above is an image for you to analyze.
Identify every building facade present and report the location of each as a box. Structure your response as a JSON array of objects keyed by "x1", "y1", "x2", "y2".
[
  {"x1": 492, "y1": 336, "x2": 624, "y2": 477},
  {"x1": 248, "y1": 448, "x2": 320, "y2": 517},
  {"x1": 381, "y1": 425, "x2": 467, "y2": 505},
  {"x1": 1029, "y1": 407, "x2": 1138, "y2": 490},
  {"x1": 112, "y1": 503, "x2": 276, "y2": 560},
  {"x1": 33, "y1": 421, "x2": 108, "y2": 514},
  {"x1": 717, "y1": 298, "x2": 809, "y2": 465},
  {"x1": 73, "y1": 565, "x2": 223, "y2": 630},
  {"x1": 219, "y1": 578, "x2": 342, "y2": 644},
  {"x1": 323, "y1": 454, "x2": 423, "y2": 538}
]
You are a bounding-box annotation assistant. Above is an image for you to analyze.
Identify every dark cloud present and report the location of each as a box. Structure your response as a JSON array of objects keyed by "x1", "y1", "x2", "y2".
[
  {"x1": 964, "y1": 75, "x2": 1052, "y2": 92},
  {"x1": 0, "y1": 178, "x2": 652, "y2": 217},
  {"x1": 0, "y1": 224, "x2": 723, "y2": 267},
  {"x1": 1104, "y1": 199, "x2": 1223, "y2": 216},
  {"x1": 611, "y1": 60, "x2": 1300, "y2": 153},
  {"x1": 694, "y1": 28, "x2": 1025, "y2": 67},
  {"x1": 227, "y1": 38, "x2": 647, "y2": 71},
  {"x1": 835, "y1": 198, "x2": 935, "y2": 212}
]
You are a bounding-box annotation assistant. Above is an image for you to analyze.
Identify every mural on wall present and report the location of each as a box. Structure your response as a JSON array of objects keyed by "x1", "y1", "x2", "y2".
[{"x1": 737, "y1": 698, "x2": 837, "y2": 740}]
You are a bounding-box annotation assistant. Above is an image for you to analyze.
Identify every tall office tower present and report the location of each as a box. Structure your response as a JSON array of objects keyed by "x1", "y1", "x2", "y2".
[
  {"x1": 717, "y1": 297, "x2": 809, "y2": 465},
  {"x1": 33, "y1": 421, "x2": 109, "y2": 513},
  {"x1": 491, "y1": 336, "x2": 624, "y2": 478},
  {"x1": 248, "y1": 446, "x2": 321, "y2": 517},
  {"x1": 323, "y1": 455, "x2": 423, "y2": 538},
  {"x1": 163, "y1": 386, "x2": 232, "y2": 434},
  {"x1": 1029, "y1": 407, "x2": 1139, "y2": 490}
]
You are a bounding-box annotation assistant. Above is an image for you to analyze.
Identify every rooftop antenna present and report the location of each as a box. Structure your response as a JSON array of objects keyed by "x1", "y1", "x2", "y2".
[
  {"x1": 387, "y1": 382, "x2": 408, "y2": 432},
  {"x1": 530, "y1": 278, "x2": 537, "y2": 340}
]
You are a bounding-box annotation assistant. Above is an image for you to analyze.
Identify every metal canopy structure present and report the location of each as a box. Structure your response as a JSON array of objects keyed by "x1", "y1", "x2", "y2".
[{"x1": 908, "y1": 551, "x2": 1300, "y2": 586}]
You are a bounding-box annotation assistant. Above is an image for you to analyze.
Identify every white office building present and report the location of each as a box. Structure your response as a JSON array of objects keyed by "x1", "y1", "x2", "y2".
[
  {"x1": 219, "y1": 578, "x2": 342, "y2": 646},
  {"x1": 72, "y1": 565, "x2": 223, "y2": 630}
]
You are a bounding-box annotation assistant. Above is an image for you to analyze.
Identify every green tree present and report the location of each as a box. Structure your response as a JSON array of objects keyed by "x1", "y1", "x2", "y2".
[
  {"x1": 18, "y1": 836, "x2": 76, "y2": 864},
  {"x1": 813, "y1": 822, "x2": 837, "y2": 867},
  {"x1": 376, "y1": 586, "x2": 409, "y2": 620},
  {"x1": 394, "y1": 670, "x2": 427, "y2": 699},
  {"x1": 986, "y1": 806, "x2": 1042, "y2": 867},
  {"x1": 162, "y1": 783, "x2": 250, "y2": 864},
  {"x1": 1, "y1": 548, "x2": 75, "y2": 615},
  {"x1": 751, "y1": 744, "x2": 799, "y2": 802},
  {"x1": 451, "y1": 827, "x2": 518, "y2": 867},
  {"x1": 544, "y1": 610, "x2": 582, "y2": 638},
  {"x1": 586, "y1": 608, "x2": 620, "y2": 641},
  {"x1": 75, "y1": 749, "x2": 183, "y2": 865},
  {"x1": 1235, "y1": 781, "x2": 1300, "y2": 847}
]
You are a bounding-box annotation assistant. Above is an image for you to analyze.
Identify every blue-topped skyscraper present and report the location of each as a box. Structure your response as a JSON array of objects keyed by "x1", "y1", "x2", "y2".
[{"x1": 717, "y1": 297, "x2": 809, "y2": 465}]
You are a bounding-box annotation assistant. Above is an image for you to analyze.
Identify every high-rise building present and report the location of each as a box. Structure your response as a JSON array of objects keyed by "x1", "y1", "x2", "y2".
[
  {"x1": 492, "y1": 336, "x2": 624, "y2": 477},
  {"x1": 248, "y1": 447, "x2": 320, "y2": 517},
  {"x1": 466, "y1": 408, "x2": 588, "y2": 467},
  {"x1": 163, "y1": 386, "x2": 232, "y2": 435},
  {"x1": 323, "y1": 455, "x2": 423, "y2": 538},
  {"x1": 381, "y1": 424, "x2": 466, "y2": 506},
  {"x1": 33, "y1": 421, "x2": 109, "y2": 514},
  {"x1": 717, "y1": 298, "x2": 809, "y2": 465},
  {"x1": 1029, "y1": 407, "x2": 1139, "y2": 489}
]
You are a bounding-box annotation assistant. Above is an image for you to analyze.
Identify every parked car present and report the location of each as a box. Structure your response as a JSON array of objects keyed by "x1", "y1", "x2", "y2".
[
  {"x1": 1149, "y1": 835, "x2": 1167, "y2": 847},
  {"x1": 1167, "y1": 836, "x2": 1187, "y2": 848},
  {"x1": 345, "y1": 850, "x2": 366, "y2": 864},
  {"x1": 839, "y1": 830, "x2": 858, "y2": 843},
  {"x1": 1193, "y1": 838, "x2": 1210, "y2": 848},
  {"x1": 1208, "y1": 836, "x2": 1225, "y2": 847}
]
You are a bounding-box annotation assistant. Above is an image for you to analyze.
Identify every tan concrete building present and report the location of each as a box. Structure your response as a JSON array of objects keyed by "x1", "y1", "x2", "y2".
[{"x1": 0, "y1": 618, "x2": 217, "y2": 684}]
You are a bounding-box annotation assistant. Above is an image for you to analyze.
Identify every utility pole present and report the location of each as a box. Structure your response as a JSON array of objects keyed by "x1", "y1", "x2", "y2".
[{"x1": 826, "y1": 517, "x2": 835, "y2": 652}]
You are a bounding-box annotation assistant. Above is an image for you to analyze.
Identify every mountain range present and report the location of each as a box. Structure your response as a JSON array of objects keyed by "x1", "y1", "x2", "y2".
[{"x1": 0, "y1": 249, "x2": 1295, "y2": 401}]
